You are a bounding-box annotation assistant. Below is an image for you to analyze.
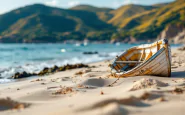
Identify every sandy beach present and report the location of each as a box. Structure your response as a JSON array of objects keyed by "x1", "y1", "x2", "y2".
[{"x1": 0, "y1": 48, "x2": 185, "y2": 115}]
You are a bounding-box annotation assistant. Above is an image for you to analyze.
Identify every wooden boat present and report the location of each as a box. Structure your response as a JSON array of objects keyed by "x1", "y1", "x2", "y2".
[{"x1": 111, "y1": 39, "x2": 171, "y2": 77}]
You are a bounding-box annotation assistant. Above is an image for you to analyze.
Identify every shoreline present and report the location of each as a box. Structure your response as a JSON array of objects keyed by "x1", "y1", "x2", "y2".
[
  {"x1": 0, "y1": 60, "x2": 112, "y2": 84},
  {"x1": 0, "y1": 46, "x2": 182, "y2": 81}
]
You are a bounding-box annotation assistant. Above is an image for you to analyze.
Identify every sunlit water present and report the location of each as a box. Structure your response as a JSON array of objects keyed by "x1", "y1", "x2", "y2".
[{"x1": 0, "y1": 43, "x2": 182, "y2": 83}]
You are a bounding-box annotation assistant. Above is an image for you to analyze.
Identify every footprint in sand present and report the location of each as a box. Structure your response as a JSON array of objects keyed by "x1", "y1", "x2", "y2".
[
  {"x1": 62, "y1": 77, "x2": 71, "y2": 81},
  {"x1": 99, "y1": 103, "x2": 128, "y2": 115},
  {"x1": 82, "y1": 78, "x2": 118, "y2": 87},
  {"x1": 51, "y1": 77, "x2": 70, "y2": 82}
]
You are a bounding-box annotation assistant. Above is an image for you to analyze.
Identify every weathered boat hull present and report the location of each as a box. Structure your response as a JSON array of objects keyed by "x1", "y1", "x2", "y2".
[{"x1": 111, "y1": 39, "x2": 171, "y2": 77}]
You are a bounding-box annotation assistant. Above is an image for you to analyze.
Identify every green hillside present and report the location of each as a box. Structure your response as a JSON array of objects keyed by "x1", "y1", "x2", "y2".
[
  {"x1": 70, "y1": 5, "x2": 113, "y2": 13},
  {"x1": 112, "y1": 0, "x2": 185, "y2": 41},
  {"x1": 0, "y1": 0, "x2": 184, "y2": 43},
  {"x1": 108, "y1": 4, "x2": 156, "y2": 27},
  {"x1": 70, "y1": 5, "x2": 113, "y2": 22},
  {"x1": 0, "y1": 4, "x2": 114, "y2": 43},
  {"x1": 152, "y1": 3, "x2": 170, "y2": 7}
]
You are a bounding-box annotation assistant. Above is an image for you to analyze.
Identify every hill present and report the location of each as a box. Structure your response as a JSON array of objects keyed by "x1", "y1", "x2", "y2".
[
  {"x1": 70, "y1": 5, "x2": 113, "y2": 13},
  {"x1": 0, "y1": 0, "x2": 184, "y2": 43},
  {"x1": 111, "y1": 0, "x2": 185, "y2": 41},
  {"x1": 152, "y1": 3, "x2": 170, "y2": 7},
  {"x1": 108, "y1": 4, "x2": 156, "y2": 27},
  {"x1": 70, "y1": 5, "x2": 113, "y2": 22},
  {"x1": 0, "y1": 4, "x2": 114, "y2": 43}
]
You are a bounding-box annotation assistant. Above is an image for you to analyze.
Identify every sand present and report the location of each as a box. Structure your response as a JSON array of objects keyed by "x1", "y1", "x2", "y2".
[{"x1": 0, "y1": 48, "x2": 185, "y2": 115}]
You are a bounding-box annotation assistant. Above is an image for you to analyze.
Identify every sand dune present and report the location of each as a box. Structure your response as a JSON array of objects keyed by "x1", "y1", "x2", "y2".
[{"x1": 0, "y1": 48, "x2": 185, "y2": 115}]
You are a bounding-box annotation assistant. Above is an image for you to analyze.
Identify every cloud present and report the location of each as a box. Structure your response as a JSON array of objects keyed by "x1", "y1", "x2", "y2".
[
  {"x1": 67, "y1": 1, "x2": 80, "y2": 7},
  {"x1": 113, "y1": 1, "x2": 121, "y2": 7},
  {"x1": 122, "y1": 0, "x2": 139, "y2": 4},
  {"x1": 113, "y1": 0, "x2": 139, "y2": 8},
  {"x1": 45, "y1": 0, "x2": 58, "y2": 6},
  {"x1": 0, "y1": 11, "x2": 5, "y2": 15}
]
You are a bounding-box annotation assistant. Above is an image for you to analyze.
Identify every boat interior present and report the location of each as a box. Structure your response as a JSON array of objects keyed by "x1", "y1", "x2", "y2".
[{"x1": 113, "y1": 40, "x2": 165, "y2": 72}]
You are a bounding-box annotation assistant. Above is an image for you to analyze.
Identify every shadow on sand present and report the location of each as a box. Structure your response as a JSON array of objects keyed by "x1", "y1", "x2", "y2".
[{"x1": 171, "y1": 70, "x2": 185, "y2": 78}]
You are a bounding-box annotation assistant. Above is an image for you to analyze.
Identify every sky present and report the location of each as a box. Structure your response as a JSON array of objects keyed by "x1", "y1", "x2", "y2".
[{"x1": 0, "y1": 0, "x2": 175, "y2": 14}]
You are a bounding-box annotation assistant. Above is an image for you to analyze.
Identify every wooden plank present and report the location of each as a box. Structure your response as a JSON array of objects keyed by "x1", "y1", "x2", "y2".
[
  {"x1": 115, "y1": 61, "x2": 143, "y2": 64},
  {"x1": 151, "y1": 54, "x2": 167, "y2": 71},
  {"x1": 136, "y1": 51, "x2": 167, "y2": 75},
  {"x1": 143, "y1": 51, "x2": 167, "y2": 74},
  {"x1": 151, "y1": 60, "x2": 168, "y2": 75},
  {"x1": 152, "y1": 53, "x2": 169, "y2": 76},
  {"x1": 138, "y1": 50, "x2": 168, "y2": 76}
]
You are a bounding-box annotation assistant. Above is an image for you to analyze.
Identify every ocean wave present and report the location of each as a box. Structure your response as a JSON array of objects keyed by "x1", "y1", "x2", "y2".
[
  {"x1": 0, "y1": 51, "x2": 119, "y2": 79},
  {"x1": 0, "y1": 47, "x2": 35, "y2": 52},
  {"x1": 0, "y1": 79, "x2": 14, "y2": 84},
  {"x1": 98, "y1": 51, "x2": 122, "y2": 57}
]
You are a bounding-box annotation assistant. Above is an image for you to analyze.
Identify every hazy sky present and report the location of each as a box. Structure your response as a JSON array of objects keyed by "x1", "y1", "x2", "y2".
[{"x1": 0, "y1": 0, "x2": 175, "y2": 14}]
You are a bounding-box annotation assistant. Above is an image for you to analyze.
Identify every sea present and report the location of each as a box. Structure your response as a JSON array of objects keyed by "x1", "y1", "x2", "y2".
[{"x1": 0, "y1": 43, "x2": 182, "y2": 83}]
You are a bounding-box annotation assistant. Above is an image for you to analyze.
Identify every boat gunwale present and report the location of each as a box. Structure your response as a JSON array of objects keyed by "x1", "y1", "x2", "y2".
[{"x1": 119, "y1": 40, "x2": 163, "y2": 56}]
